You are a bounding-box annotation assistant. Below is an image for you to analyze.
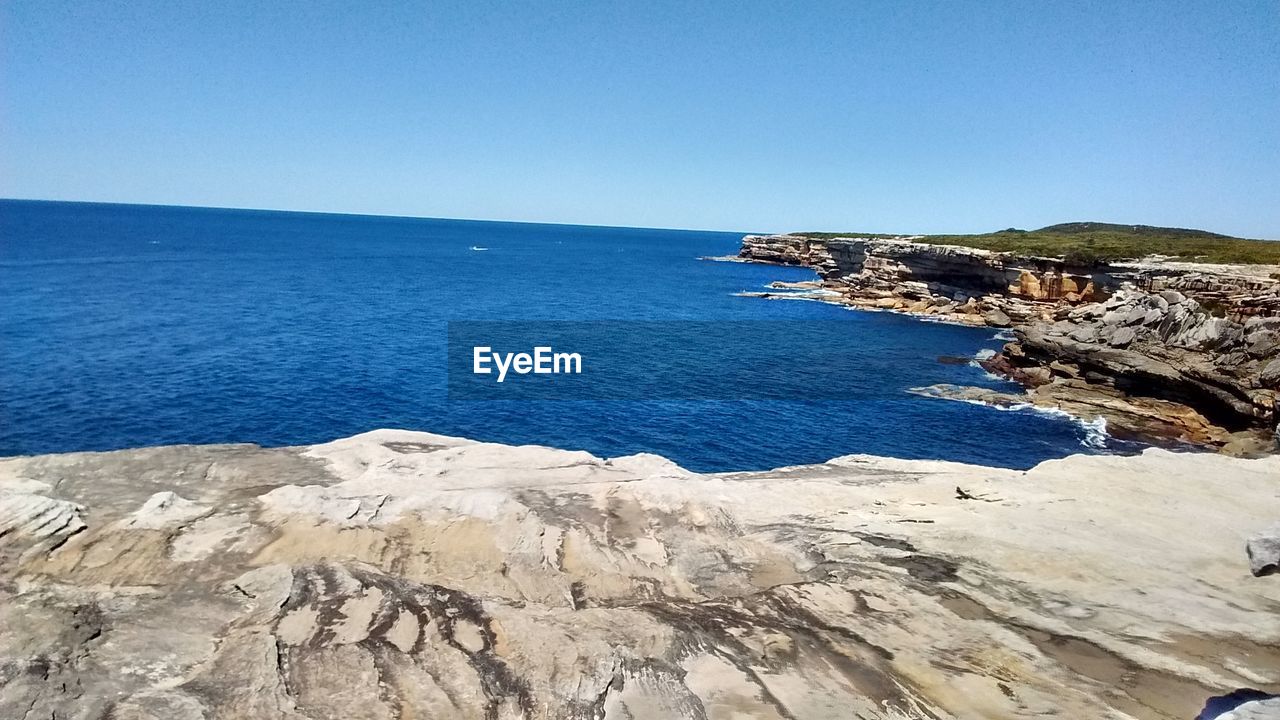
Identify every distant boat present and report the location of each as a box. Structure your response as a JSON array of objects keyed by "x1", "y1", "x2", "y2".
[{"x1": 470, "y1": 246, "x2": 488, "y2": 251}]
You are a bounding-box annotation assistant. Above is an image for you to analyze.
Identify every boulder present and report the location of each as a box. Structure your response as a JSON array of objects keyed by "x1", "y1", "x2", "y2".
[
  {"x1": 1071, "y1": 304, "x2": 1107, "y2": 320},
  {"x1": 1049, "y1": 360, "x2": 1080, "y2": 378},
  {"x1": 1247, "y1": 525, "x2": 1280, "y2": 577},
  {"x1": 1022, "y1": 366, "x2": 1053, "y2": 385},
  {"x1": 1261, "y1": 359, "x2": 1280, "y2": 388},
  {"x1": 1248, "y1": 331, "x2": 1279, "y2": 358},
  {"x1": 1178, "y1": 317, "x2": 1242, "y2": 350},
  {"x1": 1069, "y1": 325, "x2": 1099, "y2": 343},
  {"x1": 1102, "y1": 309, "x2": 1130, "y2": 326},
  {"x1": 1103, "y1": 293, "x2": 1130, "y2": 310},
  {"x1": 983, "y1": 308, "x2": 1012, "y2": 327},
  {"x1": 1108, "y1": 326, "x2": 1137, "y2": 348}
]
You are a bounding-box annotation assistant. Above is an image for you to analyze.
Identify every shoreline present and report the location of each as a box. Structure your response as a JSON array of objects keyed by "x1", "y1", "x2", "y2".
[{"x1": 735, "y1": 233, "x2": 1280, "y2": 455}]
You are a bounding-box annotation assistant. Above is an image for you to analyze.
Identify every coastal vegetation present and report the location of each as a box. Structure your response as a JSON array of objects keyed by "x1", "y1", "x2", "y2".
[{"x1": 797, "y1": 222, "x2": 1280, "y2": 265}]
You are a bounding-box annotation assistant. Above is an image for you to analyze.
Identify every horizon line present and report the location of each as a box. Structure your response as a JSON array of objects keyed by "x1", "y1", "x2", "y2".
[
  {"x1": 0, "y1": 196, "x2": 762, "y2": 237},
  {"x1": 2, "y1": 196, "x2": 1274, "y2": 242}
]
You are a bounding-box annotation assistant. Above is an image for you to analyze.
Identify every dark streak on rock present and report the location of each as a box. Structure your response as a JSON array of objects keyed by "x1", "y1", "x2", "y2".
[
  {"x1": 852, "y1": 532, "x2": 917, "y2": 552},
  {"x1": 382, "y1": 442, "x2": 450, "y2": 454},
  {"x1": 882, "y1": 554, "x2": 960, "y2": 583},
  {"x1": 636, "y1": 586, "x2": 917, "y2": 712},
  {"x1": 344, "y1": 564, "x2": 536, "y2": 720},
  {"x1": 570, "y1": 581, "x2": 588, "y2": 610}
]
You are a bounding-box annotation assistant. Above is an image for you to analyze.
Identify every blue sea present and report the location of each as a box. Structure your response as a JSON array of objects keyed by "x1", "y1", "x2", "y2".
[{"x1": 0, "y1": 200, "x2": 1128, "y2": 471}]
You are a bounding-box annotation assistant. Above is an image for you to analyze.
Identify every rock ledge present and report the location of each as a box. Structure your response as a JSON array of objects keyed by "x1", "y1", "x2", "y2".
[{"x1": 2, "y1": 430, "x2": 1279, "y2": 719}]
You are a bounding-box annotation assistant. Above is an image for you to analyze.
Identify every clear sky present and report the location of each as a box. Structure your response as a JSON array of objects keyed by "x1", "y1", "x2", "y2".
[{"x1": 2, "y1": 1, "x2": 1278, "y2": 236}]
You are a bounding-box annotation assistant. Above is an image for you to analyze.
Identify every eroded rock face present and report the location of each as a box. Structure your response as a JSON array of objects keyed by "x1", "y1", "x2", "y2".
[
  {"x1": 990, "y1": 290, "x2": 1280, "y2": 445},
  {"x1": 2, "y1": 430, "x2": 1279, "y2": 719},
  {"x1": 737, "y1": 235, "x2": 1111, "y2": 327},
  {"x1": 909, "y1": 382, "x2": 1238, "y2": 448},
  {"x1": 736, "y1": 234, "x2": 1280, "y2": 450},
  {"x1": 739, "y1": 235, "x2": 1110, "y2": 303}
]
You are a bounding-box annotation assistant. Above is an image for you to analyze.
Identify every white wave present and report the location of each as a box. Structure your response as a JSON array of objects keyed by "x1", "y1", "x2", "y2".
[
  {"x1": 966, "y1": 365, "x2": 1007, "y2": 382},
  {"x1": 731, "y1": 291, "x2": 849, "y2": 307},
  {"x1": 913, "y1": 389, "x2": 1112, "y2": 449},
  {"x1": 917, "y1": 393, "x2": 1036, "y2": 413},
  {"x1": 470, "y1": 246, "x2": 489, "y2": 251},
  {"x1": 767, "y1": 287, "x2": 841, "y2": 297},
  {"x1": 963, "y1": 350, "x2": 998, "y2": 378},
  {"x1": 1078, "y1": 416, "x2": 1109, "y2": 449},
  {"x1": 967, "y1": 349, "x2": 1004, "y2": 380},
  {"x1": 992, "y1": 329, "x2": 1016, "y2": 341},
  {"x1": 776, "y1": 295, "x2": 848, "y2": 307}
]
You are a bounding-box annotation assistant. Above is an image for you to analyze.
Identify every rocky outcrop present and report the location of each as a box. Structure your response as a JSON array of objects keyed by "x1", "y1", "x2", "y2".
[
  {"x1": 3, "y1": 430, "x2": 1280, "y2": 719},
  {"x1": 909, "y1": 382, "x2": 1239, "y2": 448},
  {"x1": 739, "y1": 235, "x2": 1113, "y2": 321},
  {"x1": 737, "y1": 234, "x2": 1280, "y2": 450},
  {"x1": 1118, "y1": 260, "x2": 1280, "y2": 319},
  {"x1": 739, "y1": 235, "x2": 1280, "y2": 329},
  {"x1": 737, "y1": 234, "x2": 1122, "y2": 329},
  {"x1": 986, "y1": 289, "x2": 1280, "y2": 447}
]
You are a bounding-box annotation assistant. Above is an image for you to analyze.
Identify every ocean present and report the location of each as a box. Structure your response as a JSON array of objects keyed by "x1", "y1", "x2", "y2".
[{"x1": 0, "y1": 200, "x2": 1128, "y2": 471}]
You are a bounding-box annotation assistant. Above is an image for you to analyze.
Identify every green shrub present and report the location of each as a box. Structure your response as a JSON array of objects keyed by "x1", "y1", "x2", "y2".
[{"x1": 796, "y1": 223, "x2": 1280, "y2": 265}]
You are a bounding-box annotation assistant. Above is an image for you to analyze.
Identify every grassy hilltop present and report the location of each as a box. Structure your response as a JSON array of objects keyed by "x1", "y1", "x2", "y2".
[{"x1": 796, "y1": 222, "x2": 1280, "y2": 265}]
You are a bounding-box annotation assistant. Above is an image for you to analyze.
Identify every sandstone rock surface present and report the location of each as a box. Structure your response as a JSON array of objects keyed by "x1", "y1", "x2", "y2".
[{"x1": 2, "y1": 430, "x2": 1279, "y2": 719}]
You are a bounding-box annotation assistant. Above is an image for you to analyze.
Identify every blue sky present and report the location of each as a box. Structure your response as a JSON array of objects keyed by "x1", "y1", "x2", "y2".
[{"x1": 2, "y1": 1, "x2": 1278, "y2": 236}]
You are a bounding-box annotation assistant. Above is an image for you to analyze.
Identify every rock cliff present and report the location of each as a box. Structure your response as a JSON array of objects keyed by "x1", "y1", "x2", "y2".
[
  {"x1": 2, "y1": 430, "x2": 1279, "y2": 719},
  {"x1": 737, "y1": 234, "x2": 1280, "y2": 449},
  {"x1": 739, "y1": 234, "x2": 1112, "y2": 313},
  {"x1": 976, "y1": 288, "x2": 1280, "y2": 450}
]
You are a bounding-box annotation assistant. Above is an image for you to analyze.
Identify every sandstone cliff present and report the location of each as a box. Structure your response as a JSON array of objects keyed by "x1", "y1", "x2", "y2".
[
  {"x1": 984, "y1": 289, "x2": 1280, "y2": 443},
  {"x1": 2, "y1": 430, "x2": 1279, "y2": 719},
  {"x1": 737, "y1": 234, "x2": 1280, "y2": 449},
  {"x1": 739, "y1": 234, "x2": 1111, "y2": 308},
  {"x1": 738, "y1": 234, "x2": 1280, "y2": 325}
]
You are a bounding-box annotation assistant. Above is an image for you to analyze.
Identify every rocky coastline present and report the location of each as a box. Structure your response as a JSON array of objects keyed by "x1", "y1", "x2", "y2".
[
  {"x1": 2, "y1": 430, "x2": 1279, "y2": 719},
  {"x1": 737, "y1": 234, "x2": 1280, "y2": 453}
]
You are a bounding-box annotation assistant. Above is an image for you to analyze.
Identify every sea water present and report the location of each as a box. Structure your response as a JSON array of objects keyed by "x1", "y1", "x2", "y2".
[{"x1": 0, "y1": 200, "x2": 1132, "y2": 471}]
